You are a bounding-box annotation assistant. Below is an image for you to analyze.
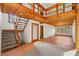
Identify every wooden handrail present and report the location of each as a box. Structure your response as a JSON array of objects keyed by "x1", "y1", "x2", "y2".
[
  {"x1": 32, "y1": 4, "x2": 35, "y2": 12},
  {"x1": 47, "y1": 4, "x2": 76, "y2": 15},
  {"x1": 1, "y1": 3, "x2": 78, "y2": 18},
  {"x1": 46, "y1": 3, "x2": 64, "y2": 11},
  {"x1": 32, "y1": 3, "x2": 47, "y2": 16},
  {"x1": 47, "y1": 10, "x2": 56, "y2": 15},
  {"x1": 36, "y1": 3, "x2": 46, "y2": 11},
  {"x1": 21, "y1": 3, "x2": 75, "y2": 17},
  {"x1": 34, "y1": 7, "x2": 46, "y2": 14}
]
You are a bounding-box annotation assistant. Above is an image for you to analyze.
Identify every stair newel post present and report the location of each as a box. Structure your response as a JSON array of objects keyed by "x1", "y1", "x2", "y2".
[{"x1": 16, "y1": 32, "x2": 21, "y2": 46}]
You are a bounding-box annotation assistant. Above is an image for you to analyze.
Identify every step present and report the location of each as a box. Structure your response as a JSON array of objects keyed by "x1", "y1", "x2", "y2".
[
  {"x1": 18, "y1": 21, "x2": 28, "y2": 23},
  {"x1": 16, "y1": 27, "x2": 24, "y2": 29},
  {"x1": 18, "y1": 20, "x2": 28, "y2": 23},
  {"x1": 19, "y1": 19, "x2": 28, "y2": 21},
  {"x1": 2, "y1": 41, "x2": 17, "y2": 47},
  {"x1": 16, "y1": 26, "x2": 24, "y2": 27},
  {"x1": 16, "y1": 24, "x2": 25, "y2": 26},
  {"x1": 2, "y1": 38, "x2": 17, "y2": 44},
  {"x1": 2, "y1": 32, "x2": 15, "y2": 34},
  {"x1": 17, "y1": 23, "x2": 26, "y2": 25},
  {"x1": 2, "y1": 44, "x2": 17, "y2": 51},
  {"x1": 2, "y1": 34, "x2": 16, "y2": 41},
  {"x1": 2, "y1": 30, "x2": 18, "y2": 51}
]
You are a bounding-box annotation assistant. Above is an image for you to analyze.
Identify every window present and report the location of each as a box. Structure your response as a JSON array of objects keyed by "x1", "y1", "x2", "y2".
[
  {"x1": 55, "y1": 25, "x2": 72, "y2": 36},
  {"x1": 56, "y1": 25, "x2": 71, "y2": 33}
]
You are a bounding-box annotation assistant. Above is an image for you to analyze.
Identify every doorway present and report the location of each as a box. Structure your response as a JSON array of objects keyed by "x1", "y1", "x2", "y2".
[
  {"x1": 40, "y1": 25, "x2": 43, "y2": 39},
  {"x1": 32, "y1": 23, "x2": 39, "y2": 42}
]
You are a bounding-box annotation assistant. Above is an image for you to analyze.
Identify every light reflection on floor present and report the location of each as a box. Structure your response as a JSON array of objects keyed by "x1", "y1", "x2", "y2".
[{"x1": 25, "y1": 41, "x2": 67, "y2": 56}]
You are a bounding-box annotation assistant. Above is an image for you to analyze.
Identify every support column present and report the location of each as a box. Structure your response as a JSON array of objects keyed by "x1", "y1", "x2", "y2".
[
  {"x1": 76, "y1": 4, "x2": 79, "y2": 51},
  {"x1": 0, "y1": 4, "x2": 2, "y2": 55}
]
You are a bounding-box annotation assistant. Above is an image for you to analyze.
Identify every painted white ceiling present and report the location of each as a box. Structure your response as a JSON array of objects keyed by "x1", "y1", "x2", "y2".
[{"x1": 41, "y1": 3, "x2": 57, "y2": 9}]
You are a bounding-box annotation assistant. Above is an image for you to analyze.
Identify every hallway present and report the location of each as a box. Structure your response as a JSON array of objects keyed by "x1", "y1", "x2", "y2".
[{"x1": 2, "y1": 36, "x2": 75, "y2": 56}]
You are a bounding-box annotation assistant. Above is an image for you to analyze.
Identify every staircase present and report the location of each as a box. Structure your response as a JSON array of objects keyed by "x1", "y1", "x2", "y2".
[
  {"x1": 15, "y1": 18, "x2": 29, "y2": 31},
  {"x1": 2, "y1": 18, "x2": 29, "y2": 51},
  {"x1": 2, "y1": 30, "x2": 18, "y2": 51}
]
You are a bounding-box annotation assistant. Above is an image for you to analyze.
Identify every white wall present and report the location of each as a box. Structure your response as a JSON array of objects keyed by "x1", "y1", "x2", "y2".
[
  {"x1": 72, "y1": 20, "x2": 76, "y2": 43},
  {"x1": 42, "y1": 24, "x2": 55, "y2": 38},
  {"x1": 2, "y1": 13, "x2": 14, "y2": 30},
  {"x1": 2, "y1": 13, "x2": 40, "y2": 44},
  {"x1": 23, "y1": 20, "x2": 32, "y2": 43},
  {"x1": 23, "y1": 19, "x2": 40, "y2": 43}
]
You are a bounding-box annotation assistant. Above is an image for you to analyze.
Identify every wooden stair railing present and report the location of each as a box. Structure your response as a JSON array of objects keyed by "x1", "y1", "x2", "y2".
[{"x1": 2, "y1": 18, "x2": 29, "y2": 51}]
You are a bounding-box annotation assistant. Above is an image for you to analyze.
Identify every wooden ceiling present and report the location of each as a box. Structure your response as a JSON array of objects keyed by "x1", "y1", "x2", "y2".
[
  {"x1": 0, "y1": 3, "x2": 77, "y2": 26},
  {"x1": 1, "y1": 3, "x2": 47, "y2": 23},
  {"x1": 47, "y1": 10, "x2": 76, "y2": 26}
]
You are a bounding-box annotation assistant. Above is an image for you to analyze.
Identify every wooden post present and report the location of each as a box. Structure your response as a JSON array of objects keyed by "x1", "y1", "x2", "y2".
[
  {"x1": 72, "y1": 3, "x2": 77, "y2": 12},
  {"x1": 32, "y1": 4, "x2": 35, "y2": 12},
  {"x1": 63, "y1": 4, "x2": 65, "y2": 13},
  {"x1": 76, "y1": 3, "x2": 79, "y2": 52},
  {"x1": 38, "y1": 5, "x2": 39, "y2": 14},
  {"x1": 56, "y1": 4, "x2": 58, "y2": 15},
  {"x1": 46, "y1": 11, "x2": 47, "y2": 17},
  {"x1": 16, "y1": 32, "x2": 21, "y2": 46}
]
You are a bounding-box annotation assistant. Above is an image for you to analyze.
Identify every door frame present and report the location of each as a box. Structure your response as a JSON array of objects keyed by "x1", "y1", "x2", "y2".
[{"x1": 31, "y1": 23, "x2": 39, "y2": 42}]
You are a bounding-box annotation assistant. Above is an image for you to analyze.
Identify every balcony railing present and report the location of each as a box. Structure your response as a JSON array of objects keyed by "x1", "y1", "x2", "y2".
[
  {"x1": 46, "y1": 3, "x2": 77, "y2": 16},
  {"x1": 21, "y1": 3, "x2": 47, "y2": 17},
  {"x1": 32, "y1": 3, "x2": 47, "y2": 17},
  {"x1": 21, "y1": 3, "x2": 78, "y2": 17}
]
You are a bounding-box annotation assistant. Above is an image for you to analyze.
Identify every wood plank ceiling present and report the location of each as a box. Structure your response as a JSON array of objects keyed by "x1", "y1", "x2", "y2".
[
  {"x1": 47, "y1": 10, "x2": 76, "y2": 25},
  {"x1": 0, "y1": 3, "x2": 76, "y2": 26}
]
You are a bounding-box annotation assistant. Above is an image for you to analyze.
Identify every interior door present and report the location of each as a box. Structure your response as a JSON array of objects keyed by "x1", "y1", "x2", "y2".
[
  {"x1": 40, "y1": 25, "x2": 43, "y2": 39},
  {"x1": 32, "y1": 23, "x2": 39, "y2": 42}
]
